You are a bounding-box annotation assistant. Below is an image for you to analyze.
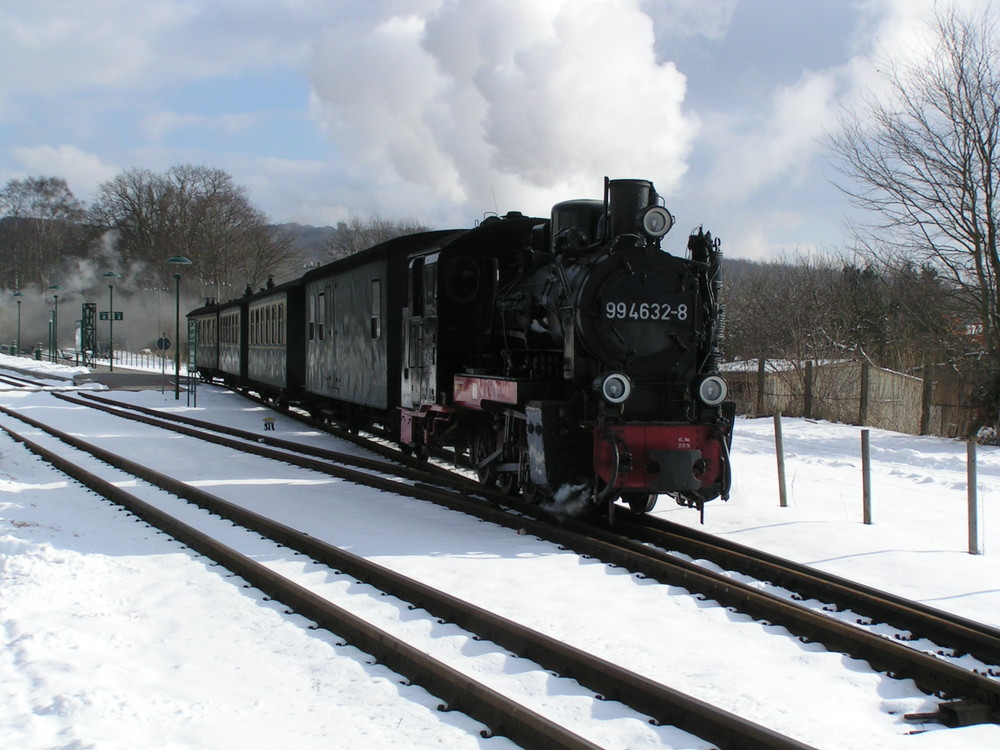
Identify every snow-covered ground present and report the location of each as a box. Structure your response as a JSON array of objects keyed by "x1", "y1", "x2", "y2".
[{"x1": 1, "y1": 355, "x2": 999, "y2": 749}]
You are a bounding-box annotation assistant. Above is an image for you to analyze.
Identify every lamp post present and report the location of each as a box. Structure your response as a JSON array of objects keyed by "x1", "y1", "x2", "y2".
[
  {"x1": 14, "y1": 290, "x2": 22, "y2": 356},
  {"x1": 103, "y1": 271, "x2": 122, "y2": 371},
  {"x1": 48, "y1": 284, "x2": 63, "y2": 362},
  {"x1": 166, "y1": 257, "x2": 192, "y2": 399}
]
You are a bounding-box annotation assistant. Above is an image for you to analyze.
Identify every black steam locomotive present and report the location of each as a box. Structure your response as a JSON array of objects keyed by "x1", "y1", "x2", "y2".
[{"x1": 189, "y1": 178, "x2": 734, "y2": 515}]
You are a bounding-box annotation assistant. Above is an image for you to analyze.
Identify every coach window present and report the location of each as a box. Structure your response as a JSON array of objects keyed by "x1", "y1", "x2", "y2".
[
  {"x1": 277, "y1": 304, "x2": 284, "y2": 345},
  {"x1": 308, "y1": 294, "x2": 315, "y2": 340},
  {"x1": 370, "y1": 278, "x2": 382, "y2": 339},
  {"x1": 424, "y1": 259, "x2": 437, "y2": 313},
  {"x1": 410, "y1": 258, "x2": 424, "y2": 317},
  {"x1": 317, "y1": 291, "x2": 326, "y2": 340}
]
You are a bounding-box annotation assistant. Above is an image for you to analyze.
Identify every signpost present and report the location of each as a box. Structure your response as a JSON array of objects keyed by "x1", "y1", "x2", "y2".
[
  {"x1": 187, "y1": 320, "x2": 198, "y2": 407},
  {"x1": 157, "y1": 336, "x2": 170, "y2": 394}
]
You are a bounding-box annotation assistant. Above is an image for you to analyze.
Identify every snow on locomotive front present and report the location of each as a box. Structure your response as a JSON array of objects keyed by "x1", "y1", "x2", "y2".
[{"x1": 485, "y1": 178, "x2": 733, "y2": 514}]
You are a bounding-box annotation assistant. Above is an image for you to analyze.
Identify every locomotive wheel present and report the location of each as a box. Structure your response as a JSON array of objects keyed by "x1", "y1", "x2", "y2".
[
  {"x1": 496, "y1": 467, "x2": 518, "y2": 495},
  {"x1": 473, "y1": 426, "x2": 521, "y2": 495},
  {"x1": 520, "y1": 480, "x2": 545, "y2": 506},
  {"x1": 413, "y1": 442, "x2": 430, "y2": 462},
  {"x1": 624, "y1": 493, "x2": 658, "y2": 514},
  {"x1": 472, "y1": 431, "x2": 498, "y2": 487},
  {"x1": 493, "y1": 433, "x2": 520, "y2": 496}
]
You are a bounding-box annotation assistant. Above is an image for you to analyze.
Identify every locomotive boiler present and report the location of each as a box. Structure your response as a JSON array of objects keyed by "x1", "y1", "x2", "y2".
[{"x1": 399, "y1": 178, "x2": 734, "y2": 515}]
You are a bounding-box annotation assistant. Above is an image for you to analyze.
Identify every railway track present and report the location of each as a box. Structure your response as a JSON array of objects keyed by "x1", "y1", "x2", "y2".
[
  {"x1": 615, "y1": 513, "x2": 1000, "y2": 669},
  {"x1": 41, "y1": 389, "x2": 1000, "y2": 729},
  {"x1": 0, "y1": 371, "x2": 56, "y2": 389},
  {"x1": 0, "y1": 394, "x2": 816, "y2": 750}
]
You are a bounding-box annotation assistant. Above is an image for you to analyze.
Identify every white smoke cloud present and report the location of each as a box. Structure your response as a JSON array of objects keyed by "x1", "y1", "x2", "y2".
[
  {"x1": 3, "y1": 231, "x2": 199, "y2": 354},
  {"x1": 307, "y1": 0, "x2": 698, "y2": 219}
]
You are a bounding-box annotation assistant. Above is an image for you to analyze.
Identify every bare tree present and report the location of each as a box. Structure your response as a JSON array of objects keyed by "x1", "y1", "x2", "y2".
[
  {"x1": 725, "y1": 254, "x2": 846, "y2": 362},
  {"x1": 91, "y1": 165, "x2": 298, "y2": 296},
  {"x1": 725, "y1": 253, "x2": 958, "y2": 373},
  {"x1": 0, "y1": 176, "x2": 87, "y2": 289},
  {"x1": 325, "y1": 215, "x2": 428, "y2": 260},
  {"x1": 829, "y1": 5, "x2": 1000, "y2": 367}
]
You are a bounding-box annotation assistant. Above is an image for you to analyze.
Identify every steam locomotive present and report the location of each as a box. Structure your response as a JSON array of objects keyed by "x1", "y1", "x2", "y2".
[{"x1": 189, "y1": 178, "x2": 734, "y2": 516}]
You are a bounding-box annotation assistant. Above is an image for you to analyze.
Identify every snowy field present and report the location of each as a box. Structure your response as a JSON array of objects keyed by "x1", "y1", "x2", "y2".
[{"x1": 1, "y1": 355, "x2": 999, "y2": 749}]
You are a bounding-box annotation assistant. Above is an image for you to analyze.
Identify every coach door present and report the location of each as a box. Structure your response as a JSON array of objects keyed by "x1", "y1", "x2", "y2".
[{"x1": 402, "y1": 254, "x2": 439, "y2": 408}]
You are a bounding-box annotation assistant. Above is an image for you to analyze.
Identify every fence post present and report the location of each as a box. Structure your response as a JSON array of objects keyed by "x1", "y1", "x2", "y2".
[
  {"x1": 804, "y1": 360, "x2": 814, "y2": 419},
  {"x1": 858, "y1": 360, "x2": 870, "y2": 426},
  {"x1": 756, "y1": 358, "x2": 766, "y2": 416},
  {"x1": 920, "y1": 363, "x2": 934, "y2": 435},
  {"x1": 968, "y1": 440, "x2": 982, "y2": 555},
  {"x1": 774, "y1": 412, "x2": 788, "y2": 507},
  {"x1": 861, "y1": 429, "x2": 872, "y2": 525}
]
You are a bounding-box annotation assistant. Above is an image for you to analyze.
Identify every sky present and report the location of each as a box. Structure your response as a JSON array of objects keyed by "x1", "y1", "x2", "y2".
[
  {"x1": 1, "y1": 356, "x2": 999, "y2": 748},
  {"x1": 0, "y1": 0, "x2": 991, "y2": 260}
]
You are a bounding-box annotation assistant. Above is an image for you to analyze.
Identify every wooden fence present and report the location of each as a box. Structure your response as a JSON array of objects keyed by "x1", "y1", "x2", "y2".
[{"x1": 725, "y1": 359, "x2": 996, "y2": 439}]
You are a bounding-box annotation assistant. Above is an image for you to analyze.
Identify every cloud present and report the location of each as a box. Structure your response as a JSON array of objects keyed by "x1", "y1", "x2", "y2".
[
  {"x1": 0, "y1": 1, "x2": 327, "y2": 113},
  {"x1": 704, "y1": 69, "x2": 842, "y2": 204},
  {"x1": 641, "y1": 0, "x2": 738, "y2": 42},
  {"x1": 9, "y1": 145, "x2": 119, "y2": 203},
  {"x1": 307, "y1": 0, "x2": 698, "y2": 219},
  {"x1": 683, "y1": 0, "x2": 977, "y2": 210},
  {"x1": 141, "y1": 111, "x2": 261, "y2": 142}
]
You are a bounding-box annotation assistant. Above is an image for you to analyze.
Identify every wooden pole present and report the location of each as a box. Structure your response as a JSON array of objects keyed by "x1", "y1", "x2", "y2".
[
  {"x1": 968, "y1": 440, "x2": 981, "y2": 555},
  {"x1": 861, "y1": 429, "x2": 872, "y2": 525},
  {"x1": 774, "y1": 412, "x2": 788, "y2": 507},
  {"x1": 756, "y1": 358, "x2": 766, "y2": 416},
  {"x1": 920, "y1": 363, "x2": 934, "y2": 435},
  {"x1": 804, "y1": 360, "x2": 814, "y2": 419},
  {"x1": 859, "y1": 360, "x2": 870, "y2": 426}
]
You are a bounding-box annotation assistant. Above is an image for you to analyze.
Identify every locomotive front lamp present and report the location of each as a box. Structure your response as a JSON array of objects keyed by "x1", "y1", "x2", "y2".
[
  {"x1": 697, "y1": 375, "x2": 728, "y2": 406},
  {"x1": 641, "y1": 206, "x2": 673, "y2": 238},
  {"x1": 600, "y1": 372, "x2": 632, "y2": 404}
]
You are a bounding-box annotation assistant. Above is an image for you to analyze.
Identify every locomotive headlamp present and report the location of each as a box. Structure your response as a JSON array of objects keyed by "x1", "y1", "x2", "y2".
[
  {"x1": 640, "y1": 206, "x2": 673, "y2": 238},
  {"x1": 599, "y1": 373, "x2": 632, "y2": 404},
  {"x1": 697, "y1": 375, "x2": 728, "y2": 406}
]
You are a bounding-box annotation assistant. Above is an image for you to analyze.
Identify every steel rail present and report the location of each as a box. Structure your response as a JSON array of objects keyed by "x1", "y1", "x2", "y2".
[
  {"x1": 616, "y1": 512, "x2": 1000, "y2": 669},
  {"x1": 26, "y1": 396, "x2": 1000, "y2": 725},
  {"x1": 0, "y1": 404, "x2": 816, "y2": 750},
  {"x1": 76, "y1": 389, "x2": 441, "y2": 473},
  {"x1": 0, "y1": 416, "x2": 606, "y2": 750},
  {"x1": 61, "y1": 391, "x2": 477, "y2": 492}
]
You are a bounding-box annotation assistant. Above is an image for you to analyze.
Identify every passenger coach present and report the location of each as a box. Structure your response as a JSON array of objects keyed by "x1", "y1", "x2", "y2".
[{"x1": 299, "y1": 231, "x2": 454, "y2": 430}]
